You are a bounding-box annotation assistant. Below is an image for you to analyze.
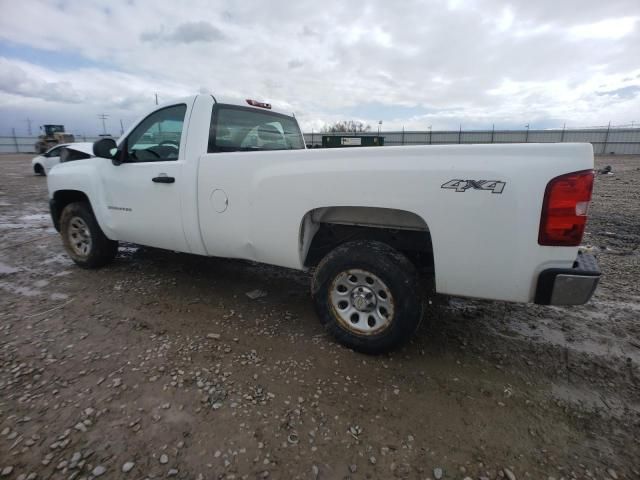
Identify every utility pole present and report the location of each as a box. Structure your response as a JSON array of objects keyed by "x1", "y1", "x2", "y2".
[
  {"x1": 25, "y1": 118, "x2": 32, "y2": 136},
  {"x1": 97, "y1": 114, "x2": 110, "y2": 135},
  {"x1": 428, "y1": 125, "x2": 432, "y2": 145},
  {"x1": 120, "y1": 119, "x2": 125, "y2": 135},
  {"x1": 155, "y1": 93, "x2": 159, "y2": 105},
  {"x1": 525, "y1": 123, "x2": 530, "y2": 143},
  {"x1": 603, "y1": 121, "x2": 611, "y2": 155},
  {"x1": 11, "y1": 128, "x2": 19, "y2": 153}
]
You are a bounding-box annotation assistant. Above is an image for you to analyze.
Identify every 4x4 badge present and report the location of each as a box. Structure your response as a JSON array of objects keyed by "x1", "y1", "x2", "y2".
[{"x1": 441, "y1": 179, "x2": 506, "y2": 194}]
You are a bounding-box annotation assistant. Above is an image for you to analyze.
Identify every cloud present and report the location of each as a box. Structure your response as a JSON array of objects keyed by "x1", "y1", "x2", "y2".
[
  {"x1": 287, "y1": 59, "x2": 304, "y2": 69},
  {"x1": 300, "y1": 26, "x2": 319, "y2": 37},
  {"x1": 569, "y1": 17, "x2": 638, "y2": 40},
  {"x1": 0, "y1": 58, "x2": 84, "y2": 103},
  {"x1": 596, "y1": 85, "x2": 640, "y2": 99},
  {"x1": 141, "y1": 21, "x2": 225, "y2": 44},
  {"x1": 0, "y1": 0, "x2": 639, "y2": 134}
]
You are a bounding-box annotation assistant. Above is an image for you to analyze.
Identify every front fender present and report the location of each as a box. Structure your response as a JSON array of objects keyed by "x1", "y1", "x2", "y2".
[{"x1": 47, "y1": 159, "x2": 116, "y2": 240}]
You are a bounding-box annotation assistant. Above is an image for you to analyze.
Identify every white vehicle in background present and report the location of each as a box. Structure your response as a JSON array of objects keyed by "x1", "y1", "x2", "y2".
[
  {"x1": 46, "y1": 94, "x2": 600, "y2": 354},
  {"x1": 32, "y1": 143, "x2": 94, "y2": 176}
]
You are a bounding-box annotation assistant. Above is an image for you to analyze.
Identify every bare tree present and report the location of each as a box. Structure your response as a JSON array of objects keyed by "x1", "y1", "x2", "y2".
[{"x1": 322, "y1": 120, "x2": 372, "y2": 133}]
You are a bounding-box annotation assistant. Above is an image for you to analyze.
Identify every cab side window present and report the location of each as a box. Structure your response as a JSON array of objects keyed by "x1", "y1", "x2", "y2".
[{"x1": 125, "y1": 104, "x2": 187, "y2": 162}]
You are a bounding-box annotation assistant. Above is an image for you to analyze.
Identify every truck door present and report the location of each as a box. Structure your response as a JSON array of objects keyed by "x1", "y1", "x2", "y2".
[{"x1": 98, "y1": 103, "x2": 190, "y2": 252}]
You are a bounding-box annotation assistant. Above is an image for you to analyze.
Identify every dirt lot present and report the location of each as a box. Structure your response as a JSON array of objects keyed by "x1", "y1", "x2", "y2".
[{"x1": 1, "y1": 154, "x2": 638, "y2": 480}]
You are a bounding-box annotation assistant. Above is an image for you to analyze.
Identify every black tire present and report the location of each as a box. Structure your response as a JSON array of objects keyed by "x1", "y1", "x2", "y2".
[
  {"x1": 311, "y1": 240, "x2": 425, "y2": 354},
  {"x1": 34, "y1": 164, "x2": 45, "y2": 176},
  {"x1": 60, "y1": 202, "x2": 118, "y2": 269}
]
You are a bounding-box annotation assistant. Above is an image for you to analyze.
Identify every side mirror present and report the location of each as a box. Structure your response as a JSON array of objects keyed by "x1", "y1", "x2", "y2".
[{"x1": 93, "y1": 138, "x2": 117, "y2": 159}]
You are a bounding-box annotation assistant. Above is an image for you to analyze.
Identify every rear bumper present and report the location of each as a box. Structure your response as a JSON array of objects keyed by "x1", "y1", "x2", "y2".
[{"x1": 534, "y1": 252, "x2": 600, "y2": 305}]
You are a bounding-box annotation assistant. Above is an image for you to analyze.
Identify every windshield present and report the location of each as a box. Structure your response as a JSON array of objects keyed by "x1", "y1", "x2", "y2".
[
  {"x1": 44, "y1": 125, "x2": 65, "y2": 135},
  {"x1": 208, "y1": 105, "x2": 305, "y2": 153}
]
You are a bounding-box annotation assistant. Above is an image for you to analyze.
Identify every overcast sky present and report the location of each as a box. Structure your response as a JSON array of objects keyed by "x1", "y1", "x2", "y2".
[{"x1": 0, "y1": 0, "x2": 639, "y2": 136}]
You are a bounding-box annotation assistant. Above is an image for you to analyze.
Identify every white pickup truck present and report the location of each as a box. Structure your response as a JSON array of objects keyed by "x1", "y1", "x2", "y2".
[{"x1": 47, "y1": 94, "x2": 600, "y2": 353}]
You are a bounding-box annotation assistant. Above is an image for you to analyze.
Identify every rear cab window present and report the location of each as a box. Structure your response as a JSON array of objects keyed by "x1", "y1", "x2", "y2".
[{"x1": 208, "y1": 105, "x2": 305, "y2": 153}]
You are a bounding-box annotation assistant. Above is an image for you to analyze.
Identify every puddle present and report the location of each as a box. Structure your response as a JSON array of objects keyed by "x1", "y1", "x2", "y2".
[
  {"x1": 43, "y1": 253, "x2": 74, "y2": 266},
  {"x1": 448, "y1": 297, "x2": 640, "y2": 365},
  {"x1": 0, "y1": 223, "x2": 29, "y2": 230},
  {"x1": 0, "y1": 213, "x2": 51, "y2": 233},
  {"x1": 0, "y1": 281, "x2": 41, "y2": 297},
  {"x1": 507, "y1": 311, "x2": 640, "y2": 365},
  {"x1": 0, "y1": 262, "x2": 20, "y2": 275},
  {"x1": 597, "y1": 299, "x2": 640, "y2": 312},
  {"x1": 551, "y1": 382, "x2": 640, "y2": 418},
  {"x1": 20, "y1": 213, "x2": 50, "y2": 221}
]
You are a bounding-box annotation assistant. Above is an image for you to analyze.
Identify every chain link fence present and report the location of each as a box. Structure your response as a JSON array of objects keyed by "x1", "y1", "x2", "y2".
[
  {"x1": 3, "y1": 126, "x2": 640, "y2": 155},
  {"x1": 304, "y1": 126, "x2": 640, "y2": 155},
  {"x1": 0, "y1": 135, "x2": 103, "y2": 154}
]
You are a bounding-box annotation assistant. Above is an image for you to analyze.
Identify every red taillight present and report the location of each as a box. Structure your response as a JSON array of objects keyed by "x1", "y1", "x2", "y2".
[
  {"x1": 246, "y1": 99, "x2": 271, "y2": 109},
  {"x1": 539, "y1": 169, "x2": 594, "y2": 246}
]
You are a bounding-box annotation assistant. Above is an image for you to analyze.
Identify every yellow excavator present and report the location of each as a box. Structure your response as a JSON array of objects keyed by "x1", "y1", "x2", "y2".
[{"x1": 34, "y1": 125, "x2": 75, "y2": 153}]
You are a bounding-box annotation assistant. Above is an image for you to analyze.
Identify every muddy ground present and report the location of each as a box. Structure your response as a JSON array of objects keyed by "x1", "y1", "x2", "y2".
[{"x1": 0, "y1": 154, "x2": 638, "y2": 480}]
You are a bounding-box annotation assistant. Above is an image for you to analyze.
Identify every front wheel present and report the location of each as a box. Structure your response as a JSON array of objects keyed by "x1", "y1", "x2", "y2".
[
  {"x1": 311, "y1": 240, "x2": 425, "y2": 354},
  {"x1": 60, "y1": 202, "x2": 118, "y2": 268}
]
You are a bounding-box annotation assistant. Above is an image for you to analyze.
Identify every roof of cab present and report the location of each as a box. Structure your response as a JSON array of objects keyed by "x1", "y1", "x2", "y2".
[
  {"x1": 154, "y1": 94, "x2": 293, "y2": 117},
  {"x1": 210, "y1": 94, "x2": 293, "y2": 117}
]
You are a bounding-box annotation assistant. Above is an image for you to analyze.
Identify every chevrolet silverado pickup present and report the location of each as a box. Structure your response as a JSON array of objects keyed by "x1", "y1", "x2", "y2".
[{"x1": 47, "y1": 94, "x2": 600, "y2": 353}]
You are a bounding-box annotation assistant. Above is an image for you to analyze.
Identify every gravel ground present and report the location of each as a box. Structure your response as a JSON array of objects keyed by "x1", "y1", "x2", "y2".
[{"x1": 1, "y1": 153, "x2": 638, "y2": 480}]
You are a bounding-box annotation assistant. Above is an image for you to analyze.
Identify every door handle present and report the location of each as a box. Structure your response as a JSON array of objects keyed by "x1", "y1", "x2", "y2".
[{"x1": 152, "y1": 175, "x2": 175, "y2": 183}]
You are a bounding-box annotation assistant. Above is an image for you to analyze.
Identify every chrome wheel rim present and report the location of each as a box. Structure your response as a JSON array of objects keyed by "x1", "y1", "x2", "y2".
[
  {"x1": 329, "y1": 269, "x2": 395, "y2": 335},
  {"x1": 68, "y1": 216, "x2": 92, "y2": 257}
]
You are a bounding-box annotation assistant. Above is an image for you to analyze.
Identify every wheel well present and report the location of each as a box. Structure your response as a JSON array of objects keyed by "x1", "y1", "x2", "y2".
[
  {"x1": 301, "y1": 207, "x2": 435, "y2": 277},
  {"x1": 34, "y1": 163, "x2": 44, "y2": 173},
  {"x1": 51, "y1": 190, "x2": 91, "y2": 231}
]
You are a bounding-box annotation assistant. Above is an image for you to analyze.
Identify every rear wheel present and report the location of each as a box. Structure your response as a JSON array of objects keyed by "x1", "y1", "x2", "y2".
[
  {"x1": 34, "y1": 164, "x2": 45, "y2": 176},
  {"x1": 60, "y1": 202, "x2": 118, "y2": 268},
  {"x1": 311, "y1": 240, "x2": 424, "y2": 354}
]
